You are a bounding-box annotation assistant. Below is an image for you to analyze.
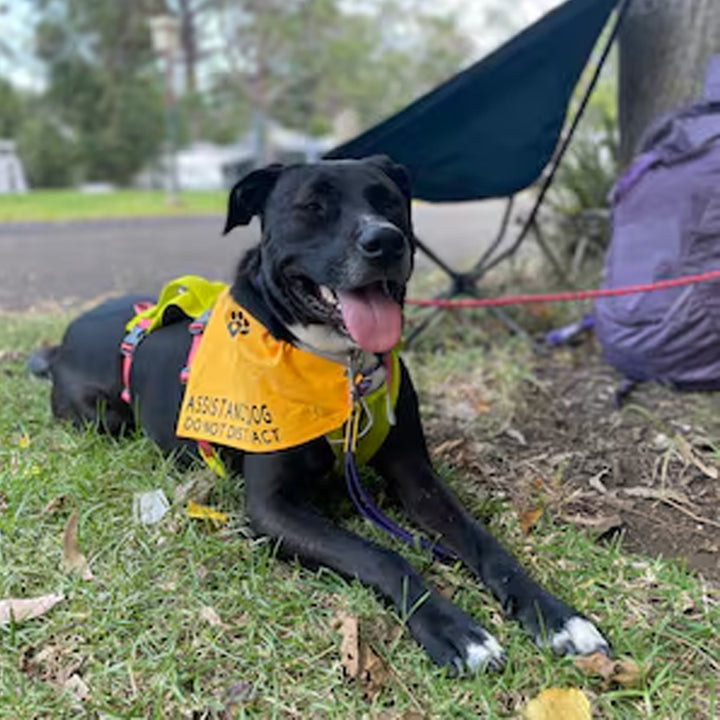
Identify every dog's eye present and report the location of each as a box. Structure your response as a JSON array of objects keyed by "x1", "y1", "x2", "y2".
[{"x1": 301, "y1": 201, "x2": 324, "y2": 214}]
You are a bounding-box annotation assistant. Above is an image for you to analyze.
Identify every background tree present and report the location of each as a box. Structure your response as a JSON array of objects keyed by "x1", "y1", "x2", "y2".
[
  {"x1": 0, "y1": 78, "x2": 25, "y2": 138},
  {"x1": 13, "y1": 0, "x2": 471, "y2": 185},
  {"x1": 30, "y1": 0, "x2": 166, "y2": 184},
  {"x1": 619, "y1": 0, "x2": 720, "y2": 163},
  {"x1": 205, "y1": 0, "x2": 472, "y2": 140}
]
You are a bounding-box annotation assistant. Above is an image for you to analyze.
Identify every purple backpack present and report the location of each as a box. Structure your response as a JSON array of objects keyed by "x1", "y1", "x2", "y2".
[{"x1": 594, "y1": 56, "x2": 720, "y2": 390}]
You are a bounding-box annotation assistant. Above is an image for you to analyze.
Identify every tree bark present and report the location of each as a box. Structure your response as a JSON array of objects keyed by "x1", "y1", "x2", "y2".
[
  {"x1": 177, "y1": 0, "x2": 197, "y2": 95},
  {"x1": 619, "y1": 0, "x2": 720, "y2": 164}
]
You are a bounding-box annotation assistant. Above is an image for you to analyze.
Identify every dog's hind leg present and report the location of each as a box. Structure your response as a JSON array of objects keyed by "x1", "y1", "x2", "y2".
[
  {"x1": 50, "y1": 366, "x2": 135, "y2": 436},
  {"x1": 372, "y1": 363, "x2": 610, "y2": 658},
  {"x1": 243, "y1": 445, "x2": 506, "y2": 673}
]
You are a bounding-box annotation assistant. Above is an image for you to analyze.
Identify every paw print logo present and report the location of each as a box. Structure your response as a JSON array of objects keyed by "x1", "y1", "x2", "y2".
[{"x1": 227, "y1": 309, "x2": 250, "y2": 338}]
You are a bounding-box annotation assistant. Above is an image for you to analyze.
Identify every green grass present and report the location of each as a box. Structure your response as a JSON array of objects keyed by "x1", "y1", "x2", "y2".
[
  {"x1": 0, "y1": 312, "x2": 718, "y2": 718},
  {"x1": 0, "y1": 190, "x2": 226, "y2": 223}
]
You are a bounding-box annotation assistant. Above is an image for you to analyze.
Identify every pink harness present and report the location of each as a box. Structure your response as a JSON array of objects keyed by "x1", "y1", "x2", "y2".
[{"x1": 119, "y1": 302, "x2": 216, "y2": 464}]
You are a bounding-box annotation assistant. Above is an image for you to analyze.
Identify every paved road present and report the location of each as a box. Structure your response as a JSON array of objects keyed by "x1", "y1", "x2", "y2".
[{"x1": 0, "y1": 200, "x2": 525, "y2": 311}]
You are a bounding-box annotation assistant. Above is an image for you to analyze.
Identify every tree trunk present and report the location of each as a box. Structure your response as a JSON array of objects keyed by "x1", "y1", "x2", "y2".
[
  {"x1": 619, "y1": 0, "x2": 720, "y2": 164},
  {"x1": 178, "y1": 0, "x2": 197, "y2": 95}
]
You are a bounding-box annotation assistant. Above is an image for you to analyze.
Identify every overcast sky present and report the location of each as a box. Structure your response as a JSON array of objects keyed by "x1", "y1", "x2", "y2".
[{"x1": 0, "y1": 0, "x2": 566, "y2": 89}]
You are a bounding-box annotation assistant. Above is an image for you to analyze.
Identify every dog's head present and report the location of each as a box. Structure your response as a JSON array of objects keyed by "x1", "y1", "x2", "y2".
[{"x1": 225, "y1": 156, "x2": 414, "y2": 354}]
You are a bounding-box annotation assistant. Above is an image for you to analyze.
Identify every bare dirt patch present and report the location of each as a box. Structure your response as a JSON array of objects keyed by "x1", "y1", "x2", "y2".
[{"x1": 423, "y1": 339, "x2": 720, "y2": 584}]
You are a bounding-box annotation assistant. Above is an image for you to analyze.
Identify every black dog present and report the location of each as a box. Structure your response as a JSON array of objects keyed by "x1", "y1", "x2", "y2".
[{"x1": 30, "y1": 156, "x2": 609, "y2": 672}]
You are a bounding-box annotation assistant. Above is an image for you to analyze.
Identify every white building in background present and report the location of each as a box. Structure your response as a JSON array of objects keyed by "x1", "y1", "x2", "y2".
[
  {"x1": 0, "y1": 140, "x2": 28, "y2": 193},
  {"x1": 136, "y1": 122, "x2": 336, "y2": 192}
]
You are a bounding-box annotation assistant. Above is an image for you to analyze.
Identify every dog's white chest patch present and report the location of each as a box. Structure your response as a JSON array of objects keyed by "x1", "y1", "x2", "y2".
[{"x1": 287, "y1": 323, "x2": 356, "y2": 355}]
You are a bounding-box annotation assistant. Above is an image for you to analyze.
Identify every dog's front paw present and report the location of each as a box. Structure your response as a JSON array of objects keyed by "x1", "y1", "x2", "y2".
[
  {"x1": 512, "y1": 588, "x2": 610, "y2": 658},
  {"x1": 408, "y1": 594, "x2": 506, "y2": 673},
  {"x1": 543, "y1": 616, "x2": 611, "y2": 657}
]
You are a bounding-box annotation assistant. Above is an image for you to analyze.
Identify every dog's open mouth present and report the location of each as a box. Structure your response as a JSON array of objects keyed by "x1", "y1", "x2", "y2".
[{"x1": 292, "y1": 277, "x2": 404, "y2": 353}]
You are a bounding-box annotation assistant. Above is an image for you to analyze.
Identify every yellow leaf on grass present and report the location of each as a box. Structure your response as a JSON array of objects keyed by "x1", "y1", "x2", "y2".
[
  {"x1": 0, "y1": 594, "x2": 65, "y2": 625},
  {"x1": 524, "y1": 687, "x2": 592, "y2": 720},
  {"x1": 186, "y1": 500, "x2": 228, "y2": 524},
  {"x1": 18, "y1": 433, "x2": 30, "y2": 449},
  {"x1": 475, "y1": 399, "x2": 492, "y2": 414},
  {"x1": 62, "y1": 510, "x2": 94, "y2": 580},
  {"x1": 519, "y1": 507, "x2": 543, "y2": 534}
]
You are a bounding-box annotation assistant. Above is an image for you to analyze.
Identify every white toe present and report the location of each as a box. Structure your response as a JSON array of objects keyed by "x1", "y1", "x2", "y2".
[
  {"x1": 548, "y1": 616, "x2": 609, "y2": 656},
  {"x1": 463, "y1": 634, "x2": 506, "y2": 671}
]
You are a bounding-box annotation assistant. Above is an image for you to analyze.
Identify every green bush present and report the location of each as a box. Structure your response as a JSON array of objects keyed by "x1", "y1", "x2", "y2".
[
  {"x1": 16, "y1": 115, "x2": 80, "y2": 189},
  {"x1": 544, "y1": 72, "x2": 619, "y2": 278}
]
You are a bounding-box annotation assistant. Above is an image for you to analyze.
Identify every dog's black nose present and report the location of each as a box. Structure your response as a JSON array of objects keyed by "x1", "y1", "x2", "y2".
[{"x1": 357, "y1": 224, "x2": 406, "y2": 261}]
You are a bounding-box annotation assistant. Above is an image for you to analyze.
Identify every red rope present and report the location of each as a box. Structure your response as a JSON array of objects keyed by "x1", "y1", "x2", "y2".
[{"x1": 406, "y1": 269, "x2": 720, "y2": 308}]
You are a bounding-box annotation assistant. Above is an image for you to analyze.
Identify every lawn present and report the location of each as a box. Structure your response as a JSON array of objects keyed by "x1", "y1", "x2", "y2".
[
  {"x1": 0, "y1": 310, "x2": 717, "y2": 718},
  {"x1": 0, "y1": 190, "x2": 226, "y2": 223}
]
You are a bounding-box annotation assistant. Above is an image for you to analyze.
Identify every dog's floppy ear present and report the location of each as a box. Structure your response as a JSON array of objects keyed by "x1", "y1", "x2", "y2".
[
  {"x1": 364, "y1": 154, "x2": 412, "y2": 201},
  {"x1": 223, "y1": 164, "x2": 284, "y2": 234}
]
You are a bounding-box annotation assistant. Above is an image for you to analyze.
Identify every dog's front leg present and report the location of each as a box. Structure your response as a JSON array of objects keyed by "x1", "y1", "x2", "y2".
[
  {"x1": 243, "y1": 445, "x2": 506, "y2": 673},
  {"x1": 372, "y1": 363, "x2": 610, "y2": 658}
]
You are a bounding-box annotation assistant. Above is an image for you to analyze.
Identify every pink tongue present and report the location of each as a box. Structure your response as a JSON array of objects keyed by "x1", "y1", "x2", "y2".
[{"x1": 337, "y1": 286, "x2": 402, "y2": 353}]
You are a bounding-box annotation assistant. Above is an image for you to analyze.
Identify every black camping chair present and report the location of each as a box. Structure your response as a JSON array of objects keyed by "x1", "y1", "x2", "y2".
[{"x1": 326, "y1": 0, "x2": 632, "y2": 343}]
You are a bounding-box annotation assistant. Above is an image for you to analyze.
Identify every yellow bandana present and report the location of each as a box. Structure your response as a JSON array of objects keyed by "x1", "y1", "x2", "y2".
[{"x1": 176, "y1": 288, "x2": 399, "y2": 460}]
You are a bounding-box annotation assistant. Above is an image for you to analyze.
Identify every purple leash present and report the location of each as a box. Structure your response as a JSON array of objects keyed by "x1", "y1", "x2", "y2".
[
  {"x1": 340, "y1": 354, "x2": 457, "y2": 563},
  {"x1": 343, "y1": 439, "x2": 457, "y2": 564}
]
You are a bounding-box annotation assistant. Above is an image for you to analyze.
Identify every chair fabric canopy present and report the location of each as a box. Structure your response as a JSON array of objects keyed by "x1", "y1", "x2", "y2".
[{"x1": 326, "y1": 0, "x2": 619, "y2": 202}]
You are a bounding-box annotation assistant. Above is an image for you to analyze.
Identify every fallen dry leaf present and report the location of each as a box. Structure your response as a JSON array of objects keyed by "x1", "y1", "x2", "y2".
[
  {"x1": 337, "y1": 612, "x2": 360, "y2": 678},
  {"x1": 523, "y1": 687, "x2": 592, "y2": 720},
  {"x1": 676, "y1": 435, "x2": 719, "y2": 479},
  {"x1": 0, "y1": 350, "x2": 26, "y2": 363},
  {"x1": 621, "y1": 486, "x2": 688, "y2": 503},
  {"x1": 336, "y1": 611, "x2": 389, "y2": 702},
  {"x1": 186, "y1": 500, "x2": 229, "y2": 524},
  {"x1": 559, "y1": 512, "x2": 623, "y2": 537},
  {"x1": 475, "y1": 398, "x2": 492, "y2": 413},
  {"x1": 223, "y1": 680, "x2": 254, "y2": 715},
  {"x1": 0, "y1": 492, "x2": 8, "y2": 514},
  {"x1": 357, "y1": 643, "x2": 389, "y2": 702},
  {"x1": 199, "y1": 605, "x2": 225, "y2": 628},
  {"x1": 574, "y1": 651, "x2": 642, "y2": 688},
  {"x1": 0, "y1": 594, "x2": 65, "y2": 625},
  {"x1": 431, "y1": 438, "x2": 465, "y2": 457},
  {"x1": 41, "y1": 494, "x2": 68, "y2": 516},
  {"x1": 504, "y1": 427, "x2": 528, "y2": 446},
  {"x1": 21, "y1": 639, "x2": 90, "y2": 707},
  {"x1": 173, "y1": 470, "x2": 217, "y2": 504},
  {"x1": 62, "y1": 510, "x2": 94, "y2": 580},
  {"x1": 63, "y1": 673, "x2": 91, "y2": 702},
  {"x1": 519, "y1": 507, "x2": 543, "y2": 534}
]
